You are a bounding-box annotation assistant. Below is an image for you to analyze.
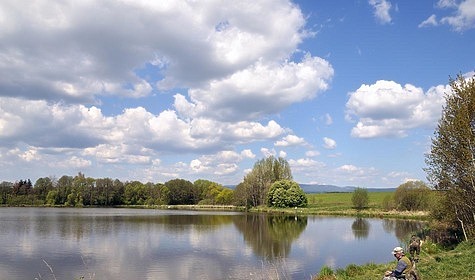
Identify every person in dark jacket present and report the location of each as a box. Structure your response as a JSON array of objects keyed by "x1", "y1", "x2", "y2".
[{"x1": 409, "y1": 235, "x2": 421, "y2": 262}]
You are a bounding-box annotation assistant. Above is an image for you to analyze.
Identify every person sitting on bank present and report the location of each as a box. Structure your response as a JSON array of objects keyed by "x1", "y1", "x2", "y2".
[
  {"x1": 409, "y1": 235, "x2": 421, "y2": 262},
  {"x1": 382, "y1": 247, "x2": 412, "y2": 280}
]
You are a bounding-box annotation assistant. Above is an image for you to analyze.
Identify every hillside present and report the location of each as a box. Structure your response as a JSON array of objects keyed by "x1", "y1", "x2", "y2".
[
  {"x1": 226, "y1": 183, "x2": 396, "y2": 193},
  {"x1": 299, "y1": 184, "x2": 396, "y2": 193}
]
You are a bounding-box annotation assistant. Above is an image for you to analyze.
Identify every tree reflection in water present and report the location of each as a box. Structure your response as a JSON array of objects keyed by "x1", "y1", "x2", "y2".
[
  {"x1": 352, "y1": 217, "x2": 370, "y2": 239},
  {"x1": 233, "y1": 214, "x2": 307, "y2": 259},
  {"x1": 382, "y1": 219, "x2": 425, "y2": 242}
]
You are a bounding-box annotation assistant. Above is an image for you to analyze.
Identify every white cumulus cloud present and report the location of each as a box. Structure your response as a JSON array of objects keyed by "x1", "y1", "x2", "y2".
[
  {"x1": 274, "y1": 134, "x2": 306, "y2": 147},
  {"x1": 346, "y1": 80, "x2": 448, "y2": 138},
  {"x1": 323, "y1": 137, "x2": 337, "y2": 150}
]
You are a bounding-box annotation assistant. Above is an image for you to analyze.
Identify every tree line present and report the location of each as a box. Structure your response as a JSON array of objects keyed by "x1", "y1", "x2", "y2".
[
  {"x1": 0, "y1": 156, "x2": 306, "y2": 208},
  {"x1": 0, "y1": 174, "x2": 234, "y2": 207}
]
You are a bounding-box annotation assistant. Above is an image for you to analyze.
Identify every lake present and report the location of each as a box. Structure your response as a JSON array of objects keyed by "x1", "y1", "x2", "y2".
[{"x1": 0, "y1": 207, "x2": 424, "y2": 280}]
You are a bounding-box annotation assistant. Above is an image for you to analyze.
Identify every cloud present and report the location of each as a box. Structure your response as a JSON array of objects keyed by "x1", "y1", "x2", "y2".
[
  {"x1": 289, "y1": 158, "x2": 326, "y2": 169},
  {"x1": 0, "y1": 0, "x2": 337, "y2": 184},
  {"x1": 175, "y1": 55, "x2": 333, "y2": 122},
  {"x1": 183, "y1": 148, "x2": 255, "y2": 181},
  {"x1": 437, "y1": 0, "x2": 459, "y2": 9},
  {"x1": 323, "y1": 137, "x2": 337, "y2": 149},
  {"x1": 335, "y1": 164, "x2": 379, "y2": 183},
  {"x1": 0, "y1": 0, "x2": 317, "y2": 102},
  {"x1": 424, "y1": 0, "x2": 475, "y2": 31},
  {"x1": 440, "y1": 0, "x2": 475, "y2": 31},
  {"x1": 324, "y1": 113, "x2": 333, "y2": 125},
  {"x1": 0, "y1": 97, "x2": 287, "y2": 166},
  {"x1": 346, "y1": 80, "x2": 448, "y2": 138},
  {"x1": 240, "y1": 149, "x2": 256, "y2": 159},
  {"x1": 260, "y1": 148, "x2": 276, "y2": 158},
  {"x1": 305, "y1": 150, "x2": 321, "y2": 157},
  {"x1": 368, "y1": 0, "x2": 393, "y2": 24},
  {"x1": 419, "y1": 15, "x2": 439, "y2": 28},
  {"x1": 274, "y1": 134, "x2": 306, "y2": 147}
]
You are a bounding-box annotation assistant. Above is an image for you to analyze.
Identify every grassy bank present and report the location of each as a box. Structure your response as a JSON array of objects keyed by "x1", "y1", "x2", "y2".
[
  {"x1": 312, "y1": 240, "x2": 475, "y2": 280},
  {"x1": 249, "y1": 192, "x2": 429, "y2": 220}
]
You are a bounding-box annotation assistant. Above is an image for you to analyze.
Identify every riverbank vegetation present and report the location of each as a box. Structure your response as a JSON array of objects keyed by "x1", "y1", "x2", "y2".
[{"x1": 312, "y1": 240, "x2": 475, "y2": 280}]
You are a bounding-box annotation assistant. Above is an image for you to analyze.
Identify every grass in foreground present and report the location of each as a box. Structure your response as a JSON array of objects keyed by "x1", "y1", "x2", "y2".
[{"x1": 312, "y1": 240, "x2": 475, "y2": 280}]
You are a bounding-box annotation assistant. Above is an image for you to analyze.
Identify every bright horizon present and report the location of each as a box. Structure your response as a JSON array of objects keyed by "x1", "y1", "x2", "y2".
[{"x1": 0, "y1": 0, "x2": 474, "y2": 188}]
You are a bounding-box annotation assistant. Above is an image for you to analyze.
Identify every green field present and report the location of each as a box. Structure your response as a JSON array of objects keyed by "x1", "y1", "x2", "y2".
[
  {"x1": 251, "y1": 191, "x2": 429, "y2": 220},
  {"x1": 307, "y1": 191, "x2": 390, "y2": 211}
]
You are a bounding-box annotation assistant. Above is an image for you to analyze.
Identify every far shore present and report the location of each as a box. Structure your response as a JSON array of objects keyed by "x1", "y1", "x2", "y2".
[{"x1": 0, "y1": 203, "x2": 430, "y2": 220}]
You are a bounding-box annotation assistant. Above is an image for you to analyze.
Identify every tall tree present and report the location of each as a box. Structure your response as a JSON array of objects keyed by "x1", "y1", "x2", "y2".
[
  {"x1": 236, "y1": 156, "x2": 293, "y2": 207},
  {"x1": 425, "y1": 74, "x2": 475, "y2": 240},
  {"x1": 56, "y1": 175, "x2": 74, "y2": 205},
  {"x1": 34, "y1": 177, "x2": 53, "y2": 202},
  {"x1": 165, "y1": 179, "x2": 196, "y2": 205},
  {"x1": 0, "y1": 181, "x2": 13, "y2": 204}
]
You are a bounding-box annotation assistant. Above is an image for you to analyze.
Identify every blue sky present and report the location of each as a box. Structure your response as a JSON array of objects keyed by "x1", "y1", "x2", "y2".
[{"x1": 0, "y1": 0, "x2": 474, "y2": 188}]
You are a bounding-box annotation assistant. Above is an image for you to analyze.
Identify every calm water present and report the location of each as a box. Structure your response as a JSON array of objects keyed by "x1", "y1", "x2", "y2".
[{"x1": 0, "y1": 207, "x2": 424, "y2": 280}]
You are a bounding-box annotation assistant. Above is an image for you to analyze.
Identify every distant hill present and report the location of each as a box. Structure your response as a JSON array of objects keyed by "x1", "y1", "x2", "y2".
[
  {"x1": 299, "y1": 184, "x2": 396, "y2": 193},
  {"x1": 225, "y1": 183, "x2": 395, "y2": 193}
]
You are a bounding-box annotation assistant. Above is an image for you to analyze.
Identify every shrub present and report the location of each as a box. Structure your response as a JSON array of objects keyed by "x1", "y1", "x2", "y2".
[
  {"x1": 351, "y1": 187, "x2": 369, "y2": 210},
  {"x1": 382, "y1": 194, "x2": 395, "y2": 210},
  {"x1": 394, "y1": 180, "x2": 431, "y2": 211},
  {"x1": 266, "y1": 180, "x2": 307, "y2": 208}
]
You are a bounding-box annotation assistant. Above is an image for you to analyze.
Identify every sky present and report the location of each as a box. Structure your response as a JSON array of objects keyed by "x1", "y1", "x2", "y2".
[{"x1": 0, "y1": 0, "x2": 474, "y2": 188}]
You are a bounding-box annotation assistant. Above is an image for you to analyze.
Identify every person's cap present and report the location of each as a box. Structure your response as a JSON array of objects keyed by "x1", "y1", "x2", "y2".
[{"x1": 392, "y1": 247, "x2": 404, "y2": 254}]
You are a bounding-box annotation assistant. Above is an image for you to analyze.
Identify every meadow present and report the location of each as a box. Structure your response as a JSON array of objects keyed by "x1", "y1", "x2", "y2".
[
  {"x1": 251, "y1": 191, "x2": 429, "y2": 220},
  {"x1": 307, "y1": 191, "x2": 389, "y2": 211}
]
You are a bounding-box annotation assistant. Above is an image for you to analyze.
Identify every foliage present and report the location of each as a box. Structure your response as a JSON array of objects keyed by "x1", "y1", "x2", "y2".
[
  {"x1": 124, "y1": 181, "x2": 148, "y2": 205},
  {"x1": 234, "y1": 156, "x2": 292, "y2": 207},
  {"x1": 194, "y1": 179, "x2": 234, "y2": 205},
  {"x1": 266, "y1": 179, "x2": 307, "y2": 208},
  {"x1": 0, "y1": 172, "x2": 233, "y2": 207},
  {"x1": 351, "y1": 187, "x2": 369, "y2": 210},
  {"x1": 34, "y1": 177, "x2": 53, "y2": 202},
  {"x1": 232, "y1": 182, "x2": 248, "y2": 206},
  {"x1": 425, "y1": 73, "x2": 475, "y2": 240},
  {"x1": 382, "y1": 193, "x2": 395, "y2": 211},
  {"x1": 0, "y1": 181, "x2": 13, "y2": 204},
  {"x1": 165, "y1": 178, "x2": 196, "y2": 205},
  {"x1": 393, "y1": 180, "x2": 431, "y2": 211}
]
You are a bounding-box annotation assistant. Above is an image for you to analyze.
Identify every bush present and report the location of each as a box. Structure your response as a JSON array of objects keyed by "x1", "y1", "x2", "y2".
[
  {"x1": 394, "y1": 180, "x2": 431, "y2": 211},
  {"x1": 351, "y1": 187, "x2": 369, "y2": 210},
  {"x1": 382, "y1": 194, "x2": 395, "y2": 210},
  {"x1": 266, "y1": 180, "x2": 307, "y2": 208}
]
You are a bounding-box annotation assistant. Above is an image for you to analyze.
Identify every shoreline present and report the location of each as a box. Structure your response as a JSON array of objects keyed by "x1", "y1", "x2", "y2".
[{"x1": 0, "y1": 203, "x2": 429, "y2": 220}]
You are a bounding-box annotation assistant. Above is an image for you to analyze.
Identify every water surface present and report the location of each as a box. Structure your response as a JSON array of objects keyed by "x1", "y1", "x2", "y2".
[{"x1": 0, "y1": 207, "x2": 423, "y2": 280}]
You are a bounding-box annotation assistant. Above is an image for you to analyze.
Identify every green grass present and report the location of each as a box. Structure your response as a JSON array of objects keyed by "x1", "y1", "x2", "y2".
[
  {"x1": 252, "y1": 192, "x2": 428, "y2": 220},
  {"x1": 311, "y1": 241, "x2": 475, "y2": 280},
  {"x1": 307, "y1": 192, "x2": 389, "y2": 211}
]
